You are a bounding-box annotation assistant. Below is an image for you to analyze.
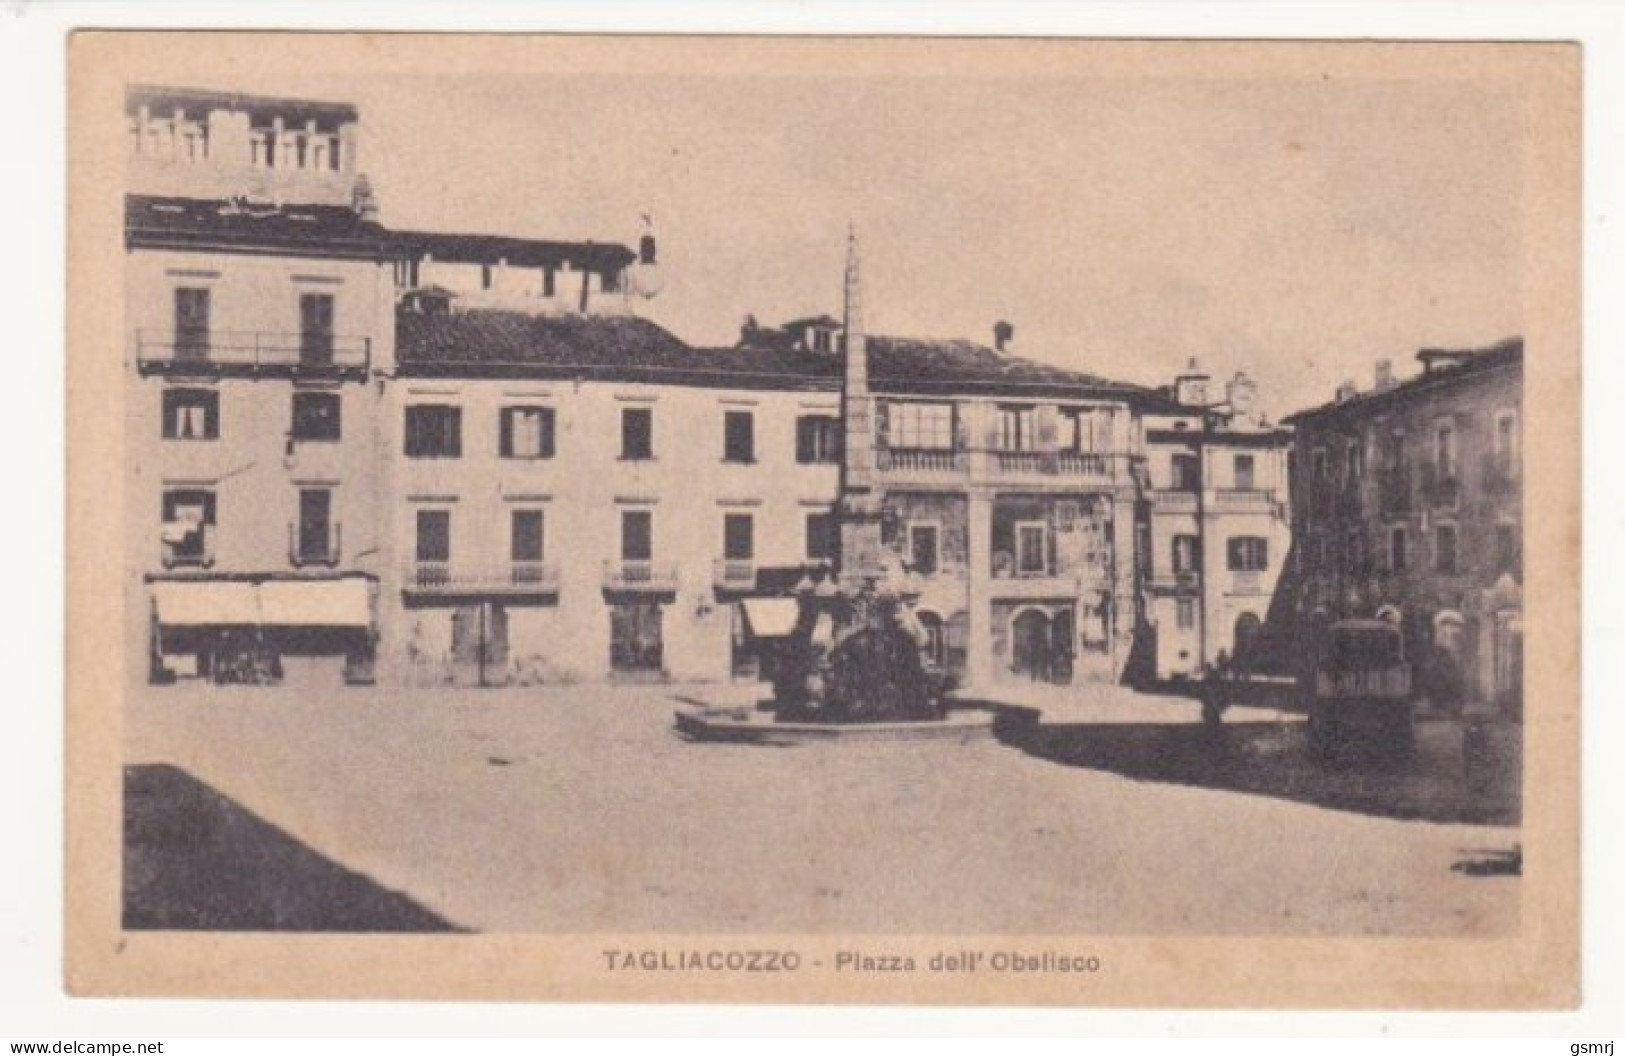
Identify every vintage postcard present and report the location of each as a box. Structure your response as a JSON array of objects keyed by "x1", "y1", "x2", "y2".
[{"x1": 64, "y1": 32, "x2": 1580, "y2": 1006}]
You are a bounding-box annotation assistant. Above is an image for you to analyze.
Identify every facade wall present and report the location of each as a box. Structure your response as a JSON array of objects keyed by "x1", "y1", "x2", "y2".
[
  {"x1": 1143, "y1": 410, "x2": 1293, "y2": 681},
  {"x1": 126, "y1": 245, "x2": 393, "y2": 686},
  {"x1": 1289, "y1": 356, "x2": 1523, "y2": 710},
  {"x1": 381, "y1": 377, "x2": 843, "y2": 685}
]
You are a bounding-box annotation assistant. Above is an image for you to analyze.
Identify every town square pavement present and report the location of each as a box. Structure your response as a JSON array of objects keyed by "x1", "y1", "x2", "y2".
[{"x1": 123, "y1": 681, "x2": 1520, "y2": 936}]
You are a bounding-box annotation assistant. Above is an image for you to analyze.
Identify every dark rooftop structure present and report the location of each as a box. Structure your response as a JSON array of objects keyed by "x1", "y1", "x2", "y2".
[
  {"x1": 399, "y1": 307, "x2": 1177, "y2": 405},
  {"x1": 126, "y1": 84, "x2": 359, "y2": 128},
  {"x1": 125, "y1": 195, "x2": 388, "y2": 260},
  {"x1": 1283, "y1": 338, "x2": 1523, "y2": 426},
  {"x1": 385, "y1": 230, "x2": 636, "y2": 274}
]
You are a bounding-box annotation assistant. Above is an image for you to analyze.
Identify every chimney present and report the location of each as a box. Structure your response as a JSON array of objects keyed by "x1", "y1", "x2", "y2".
[
  {"x1": 1174, "y1": 356, "x2": 1211, "y2": 408},
  {"x1": 351, "y1": 173, "x2": 378, "y2": 222},
  {"x1": 1226, "y1": 371, "x2": 1257, "y2": 416},
  {"x1": 993, "y1": 320, "x2": 1014, "y2": 353},
  {"x1": 1374, "y1": 358, "x2": 1395, "y2": 391},
  {"x1": 1335, "y1": 378, "x2": 1359, "y2": 403}
]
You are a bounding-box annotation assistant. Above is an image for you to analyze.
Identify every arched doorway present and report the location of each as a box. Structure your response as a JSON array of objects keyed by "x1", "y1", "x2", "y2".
[
  {"x1": 1233, "y1": 611, "x2": 1262, "y2": 674},
  {"x1": 1011, "y1": 607, "x2": 1054, "y2": 683}
]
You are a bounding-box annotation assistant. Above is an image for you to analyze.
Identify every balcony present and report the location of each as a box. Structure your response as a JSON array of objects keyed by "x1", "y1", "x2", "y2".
[
  {"x1": 1151, "y1": 489, "x2": 1198, "y2": 514},
  {"x1": 877, "y1": 447, "x2": 964, "y2": 475},
  {"x1": 135, "y1": 329, "x2": 371, "y2": 379},
  {"x1": 986, "y1": 569, "x2": 1101, "y2": 600},
  {"x1": 602, "y1": 560, "x2": 681, "y2": 594},
  {"x1": 288, "y1": 522, "x2": 342, "y2": 569},
  {"x1": 1148, "y1": 570, "x2": 1201, "y2": 594},
  {"x1": 1229, "y1": 571, "x2": 1265, "y2": 596},
  {"x1": 713, "y1": 559, "x2": 757, "y2": 592},
  {"x1": 1376, "y1": 468, "x2": 1413, "y2": 517},
  {"x1": 1212, "y1": 487, "x2": 1280, "y2": 514},
  {"x1": 159, "y1": 525, "x2": 216, "y2": 570},
  {"x1": 873, "y1": 445, "x2": 1130, "y2": 487},
  {"x1": 1418, "y1": 464, "x2": 1462, "y2": 510},
  {"x1": 1481, "y1": 452, "x2": 1521, "y2": 497},
  {"x1": 402, "y1": 561, "x2": 560, "y2": 599}
]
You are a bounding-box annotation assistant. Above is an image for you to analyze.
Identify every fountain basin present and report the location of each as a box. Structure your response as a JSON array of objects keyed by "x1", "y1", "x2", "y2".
[{"x1": 673, "y1": 699, "x2": 997, "y2": 745}]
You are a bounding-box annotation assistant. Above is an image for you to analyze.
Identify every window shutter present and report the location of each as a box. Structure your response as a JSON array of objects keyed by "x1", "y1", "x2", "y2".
[
  {"x1": 499, "y1": 409, "x2": 514, "y2": 458},
  {"x1": 540, "y1": 409, "x2": 556, "y2": 458},
  {"x1": 796, "y1": 418, "x2": 814, "y2": 463}
]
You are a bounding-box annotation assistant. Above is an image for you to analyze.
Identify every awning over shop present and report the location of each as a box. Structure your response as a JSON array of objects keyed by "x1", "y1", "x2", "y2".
[
  {"x1": 150, "y1": 579, "x2": 372, "y2": 629},
  {"x1": 258, "y1": 578, "x2": 372, "y2": 628},
  {"x1": 150, "y1": 581, "x2": 260, "y2": 627},
  {"x1": 740, "y1": 598, "x2": 801, "y2": 638}
]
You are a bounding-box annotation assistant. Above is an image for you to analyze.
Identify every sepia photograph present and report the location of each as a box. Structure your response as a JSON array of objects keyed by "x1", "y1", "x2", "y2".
[{"x1": 62, "y1": 32, "x2": 1580, "y2": 1007}]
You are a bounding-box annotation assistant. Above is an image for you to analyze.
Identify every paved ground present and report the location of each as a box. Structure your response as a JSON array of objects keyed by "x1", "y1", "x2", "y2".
[{"x1": 124, "y1": 681, "x2": 1520, "y2": 936}]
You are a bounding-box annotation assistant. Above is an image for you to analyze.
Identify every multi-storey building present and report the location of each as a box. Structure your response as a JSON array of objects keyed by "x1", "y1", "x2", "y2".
[
  {"x1": 126, "y1": 82, "x2": 1301, "y2": 696},
  {"x1": 1140, "y1": 361, "x2": 1293, "y2": 682},
  {"x1": 1282, "y1": 339, "x2": 1523, "y2": 715},
  {"x1": 126, "y1": 86, "x2": 396, "y2": 688}
]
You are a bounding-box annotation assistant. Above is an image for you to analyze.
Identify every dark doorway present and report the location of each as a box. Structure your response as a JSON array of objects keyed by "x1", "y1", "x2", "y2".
[
  {"x1": 1049, "y1": 608, "x2": 1075, "y2": 685},
  {"x1": 1011, "y1": 608, "x2": 1053, "y2": 683},
  {"x1": 450, "y1": 603, "x2": 509, "y2": 686},
  {"x1": 611, "y1": 601, "x2": 664, "y2": 675}
]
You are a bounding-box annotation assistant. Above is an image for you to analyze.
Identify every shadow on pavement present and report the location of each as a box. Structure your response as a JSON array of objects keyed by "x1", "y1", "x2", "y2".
[
  {"x1": 996, "y1": 715, "x2": 1521, "y2": 827},
  {"x1": 124, "y1": 764, "x2": 465, "y2": 932}
]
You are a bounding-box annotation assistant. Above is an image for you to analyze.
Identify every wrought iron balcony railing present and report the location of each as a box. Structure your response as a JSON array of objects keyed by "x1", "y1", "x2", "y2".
[
  {"x1": 713, "y1": 559, "x2": 757, "y2": 591},
  {"x1": 404, "y1": 561, "x2": 560, "y2": 596},
  {"x1": 288, "y1": 522, "x2": 342, "y2": 568},
  {"x1": 602, "y1": 560, "x2": 681, "y2": 593},
  {"x1": 136, "y1": 329, "x2": 371, "y2": 376}
]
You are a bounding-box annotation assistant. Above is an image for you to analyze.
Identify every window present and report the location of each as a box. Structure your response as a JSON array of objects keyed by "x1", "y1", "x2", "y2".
[
  {"x1": 1495, "y1": 522, "x2": 1521, "y2": 575},
  {"x1": 1311, "y1": 448, "x2": 1329, "y2": 486},
  {"x1": 161, "y1": 488, "x2": 216, "y2": 564},
  {"x1": 1015, "y1": 521, "x2": 1048, "y2": 576},
  {"x1": 1494, "y1": 410, "x2": 1519, "y2": 475},
  {"x1": 1176, "y1": 598, "x2": 1196, "y2": 630},
  {"x1": 174, "y1": 287, "x2": 211, "y2": 360},
  {"x1": 1434, "y1": 523, "x2": 1459, "y2": 575},
  {"x1": 291, "y1": 391, "x2": 341, "y2": 442},
  {"x1": 806, "y1": 512, "x2": 838, "y2": 562},
  {"x1": 543, "y1": 267, "x2": 557, "y2": 298},
  {"x1": 1171, "y1": 453, "x2": 1201, "y2": 491},
  {"x1": 1345, "y1": 440, "x2": 1364, "y2": 483},
  {"x1": 500, "y1": 406, "x2": 556, "y2": 459},
  {"x1": 1227, "y1": 536, "x2": 1269, "y2": 572},
  {"x1": 601, "y1": 268, "x2": 623, "y2": 294},
  {"x1": 724, "y1": 513, "x2": 754, "y2": 561},
  {"x1": 299, "y1": 293, "x2": 335, "y2": 365},
  {"x1": 995, "y1": 406, "x2": 1035, "y2": 452},
  {"x1": 621, "y1": 407, "x2": 654, "y2": 460},
  {"x1": 890, "y1": 402, "x2": 954, "y2": 450},
  {"x1": 796, "y1": 416, "x2": 842, "y2": 464},
  {"x1": 621, "y1": 510, "x2": 653, "y2": 561},
  {"x1": 511, "y1": 510, "x2": 545, "y2": 563},
  {"x1": 1171, "y1": 534, "x2": 1201, "y2": 574},
  {"x1": 161, "y1": 389, "x2": 218, "y2": 440},
  {"x1": 296, "y1": 488, "x2": 334, "y2": 565},
  {"x1": 415, "y1": 509, "x2": 450, "y2": 563},
  {"x1": 908, "y1": 523, "x2": 940, "y2": 575},
  {"x1": 480, "y1": 264, "x2": 494, "y2": 290},
  {"x1": 1390, "y1": 526, "x2": 1408, "y2": 572},
  {"x1": 1233, "y1": 453, "x2": 1256, "y2": 491},
  {"x1": 405, "y1": 405, "x2": 461, "y2": 458},
  {"x1": 723, "y1": 410, "x2": 755, "y2": 463},
  {"x1": 1063, "y1": 408, "x2": 1113, "y2": 452},
  {"x1": 1435, "y1": 421, "x2": 1457, "y2": 480},
  {"x1": 1344, "y1": 528, "x2": 1365, "y2": 574}
]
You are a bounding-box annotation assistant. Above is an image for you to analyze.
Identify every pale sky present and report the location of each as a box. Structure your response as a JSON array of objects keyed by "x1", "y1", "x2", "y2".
[{"x1": 199, "y1": 63, "x2": 1525, "y2": 418}]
